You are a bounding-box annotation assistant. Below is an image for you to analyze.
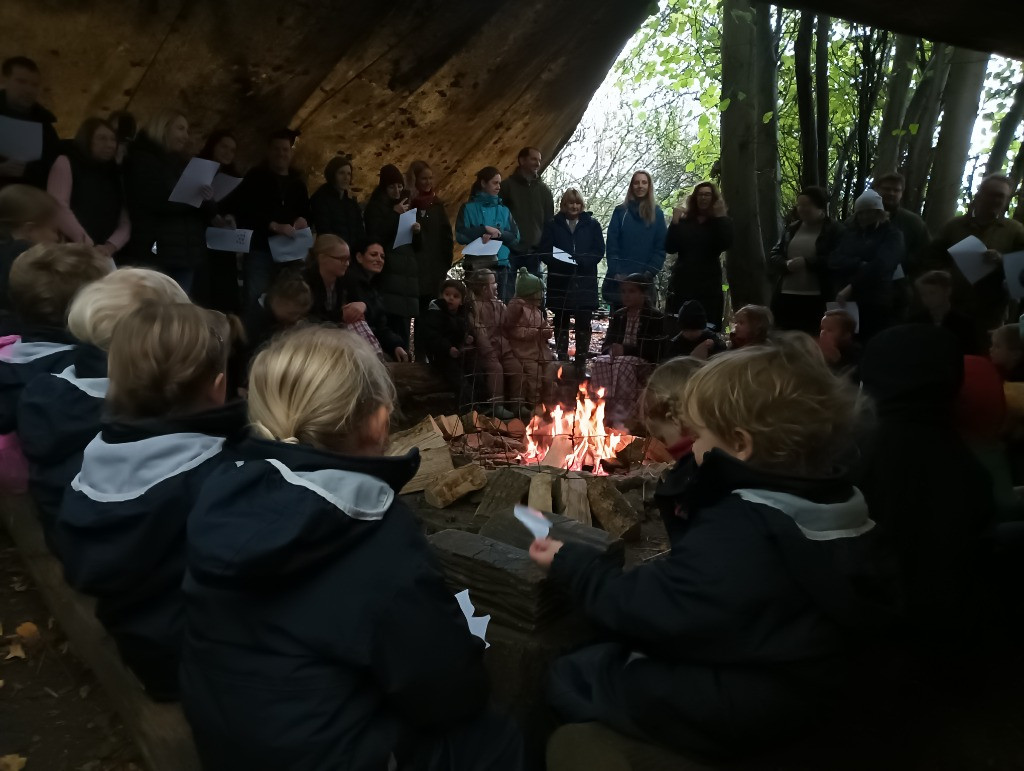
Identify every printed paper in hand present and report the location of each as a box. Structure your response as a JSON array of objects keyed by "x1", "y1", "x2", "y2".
[
  {"x1": 211, "y1": 172, "x2": 242, "y2": 202},
  {"x1": 454, "y1": 590, "x2": 490, "y2": 648},
  {"x1": 393, "y1": 208, "x2": 417, "y2": 249},
  {"x1": 513, "y1": 505, "x2": 552, "y2": 540},
  {"x1": 1002, "y1": 250, "x2": 1024, "y2": 301},
  {"x1": 463, "y1": 237, "x2": 502, "y2": 257},
  {"x1": 0, "y1": 115, "x2": 43, "y2": 162},
  {"x1": 205, "y1": 227, "x2": 253, "y2": 253},
  {"x1": 826, "y1": 301, "x2": 860, "y2": 333},
  {"x1": 168, "y1": 157, "x2": 220, "y2": 207},
  {"x1": 551, "y1": 247, "x2": 576, "y2": 265},
  {"x1": 268, "y1": 226, "x2": 314, "y2": 263},
  {"x1": 948, "y1": 235, "x2": 997, "y2": 284}
]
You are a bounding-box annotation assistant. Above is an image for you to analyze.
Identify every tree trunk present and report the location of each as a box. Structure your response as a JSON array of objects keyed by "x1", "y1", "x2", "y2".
[
  {"x1": 814, "y1": 15, "x2": 831, "y2": 186},
  {"x1": 1010, "y1": 151, "x2": 1024, "y2": 222},
  {"x1": 754, "y1": 2, "x2": 781, "y2": 254},
  {"x1": 721, "y1": 0, "x2": 767, "y2": 307},
  {"x1": 794, "y1": 12, "x2": 818, "y2": 187},
  {"x1": 903, "y1": 43, "x2": 952, "y2": 214},
  {"x1": 874, "y1": 34, "x2": 918, "y2": 177},
  {"x1": 924, "y1": 48, "x2": 992, "y2": 232},
  {"x1": 855, "y1": 30, "x2": 890, "y2": 197},
  {"x1": 985, "y1": 76, "x2": 1024, "y2": 175}
]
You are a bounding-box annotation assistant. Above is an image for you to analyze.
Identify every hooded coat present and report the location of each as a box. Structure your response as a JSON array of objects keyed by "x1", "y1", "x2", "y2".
[
  {"x1": 180, "y1": 438, "x2": 491, "y2": 770},
  {"x1": 602, "y1": 201, "x2": 667, "y2": 306},
  {"x1": 455, "y1": 193, "x2": 520, "y2": 268},
  {"x1": 0, "y1": 325, "x2": 79, "y2": 434},
  {"x1": 547, "y1": 450, "x2": 893, "y2": 757},
  {"x1": 538, "y1": 212, "x2": 605, "y2": 312},
  {"x1": 53, "y1": 403, "x2": 246, "y2": 699}
]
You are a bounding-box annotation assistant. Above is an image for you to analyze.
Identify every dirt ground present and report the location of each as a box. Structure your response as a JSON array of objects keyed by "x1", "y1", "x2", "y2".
[{"x1": 0, "y1": 530, "x2": 140, "y2": 771}]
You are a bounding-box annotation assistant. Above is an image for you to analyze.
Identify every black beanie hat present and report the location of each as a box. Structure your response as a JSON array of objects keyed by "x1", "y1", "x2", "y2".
[
  {"x1": 677, "y1": 300, "x2": 708, "y2": 331},
  {"x1": 379, "y1": 164, "x2": 404, "y2": 188}
]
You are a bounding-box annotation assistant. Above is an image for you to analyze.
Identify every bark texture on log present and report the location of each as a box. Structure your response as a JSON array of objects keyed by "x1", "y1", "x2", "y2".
[
  {"x1": 424, "y1": 463, "x2": 488, "y2": 509},
  {"x1": 586, "y1": 476, "x2": 642, "y2": 542}
]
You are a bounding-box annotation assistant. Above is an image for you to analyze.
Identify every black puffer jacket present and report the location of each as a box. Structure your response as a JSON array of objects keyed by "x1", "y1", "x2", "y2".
[
  {"x1": 122, "y1": 133, "x2": 208, "y2": 269},
  {"x1": 309, "y1": 183, "x2": 365, "y2": 246},
  {"x1": 414, "y1": 200, "x2": 455, "y2": 299},
  {"x1": 365, "y1": 187, "x2": 419, "y2": 318},
  {"x1": 343, "y1": 261, "x2": 404, "y2": 356}
]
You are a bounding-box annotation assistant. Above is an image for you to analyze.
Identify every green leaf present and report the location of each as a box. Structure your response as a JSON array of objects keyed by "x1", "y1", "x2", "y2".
[
  {"x1": 908, "y1": 123, "x2": 920, "y2": 135},
  {"x1": 686, "y1": 161, "x2": 696, "y2": 172},
  {"x1": 762, "y1": 110, "x2": 774, "y2": 124},
  {"x1": 737, "y1": 91, "x2": 747, "y2": 101},
  {"x1": 720, "y1": 97, "x2": 732, "y2": 112}
]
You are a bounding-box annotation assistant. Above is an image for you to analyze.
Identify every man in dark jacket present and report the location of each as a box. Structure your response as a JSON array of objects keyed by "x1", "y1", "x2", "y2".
[
  {"x1": 500, "y1": 147, "x2": 553, "y2": 277},
  {"x1": 231, "y1": 129, "x2": 310, "y2": 305},
  {"x1": 309, "y1": 154, "x2": 365, "y2": 246},
  {"x1": 0, "y1": 57, "x2": 60, "y2": 189}
]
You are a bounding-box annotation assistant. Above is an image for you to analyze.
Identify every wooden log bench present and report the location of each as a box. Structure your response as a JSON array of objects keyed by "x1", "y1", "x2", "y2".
[{"x1": 0, "y1": 494, "x2": 201, "y2": 771}]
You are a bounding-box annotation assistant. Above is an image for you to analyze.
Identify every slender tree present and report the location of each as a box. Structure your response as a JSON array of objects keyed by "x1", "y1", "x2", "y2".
[
  {"x1": 903, "y1": 43, "x2": 952, "y2": 213},
  {"x1": 814, "y1": 15, "x2": 831, "y2": 186},
  {"x1": 873, "y1": 34, "x2": 918, "y2": 177},
  {"x1": 1010, "y1": 151, "x2": 1024, "y2": 222},
  {"x1": 924, "y1": 48, "x2": 991, "y2": 231},
  {"x1": 985, "y1": 75, "x2": 1024, "y2": 175},
  {"x1": 794, "y1": 12, "x2": 818, "y2": 187},
  {"x1": 754, "y1": 2, "x2": 781, "y2": 253}
]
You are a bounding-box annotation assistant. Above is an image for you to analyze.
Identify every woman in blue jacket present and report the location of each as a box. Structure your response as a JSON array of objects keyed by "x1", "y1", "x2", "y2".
[
  {"x1": 181, "y1": 326, "x2": 522, "y2": 770},
  {"x1": 603, "y1": 170, "x2": 667, "y2": 310},
  {"x1": 456, "y1": 166, "x2": 520, "y2": 302},
  {"x1": 539, "y1": 188, "x2": 605, "y2": 363}
]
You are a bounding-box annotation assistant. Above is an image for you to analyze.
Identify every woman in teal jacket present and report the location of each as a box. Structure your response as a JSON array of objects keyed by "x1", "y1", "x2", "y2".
[
  {"x1": 603, "y1": 170, "x2": 667, "y2": 310},
  {"x1": 456, "y1": 166, "x2": 520, "y2": 301}
]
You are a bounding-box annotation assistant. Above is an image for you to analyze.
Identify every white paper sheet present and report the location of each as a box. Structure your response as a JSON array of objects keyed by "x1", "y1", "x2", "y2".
[
  {"x1": 168, "y1": 157, "x2": 220, "y2": 207},
  {"x1": 0, "y1": 115, "x2": 43, "y2": 162},
  {"x1": 826, "y1": 301, "x2": 860, "y2": 334},
  {"x1": 463, "y1": 236, "x2": 502, "y2": 257},
  {"x1": 948, "y1": 235, "x2": 997, "y2": 285},
  {"x1": 393, "y1": 208, "x2": 417, "y2": 249},
  {"x1": 513, "y1": 505, "x2": 552, "y2": 540},
  {"x1": 205, "y1": 227, "x2": 253, "y2": 253},
  {"x1": 268, "y1": 226, "x2": 314, "y2": 263},
  {"x1": 1002, "y1": 250, "x2": 1024, "y2": 301},
  {"x1": 211, "y1": 172, "x2": 242, "y2": 202},
  {"x1": 892, "y1": 264, "x2": 905, "y2": 280},
  {"x1": 454, "y1": 589, "x2": 490, "y2": 648},
  {"x1": 551, "y1": 247, "x2": 576, "y2": 265}
]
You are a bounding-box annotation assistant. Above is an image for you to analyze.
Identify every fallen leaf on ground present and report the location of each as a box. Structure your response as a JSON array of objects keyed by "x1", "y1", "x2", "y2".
[
  {"x1": 0, "y1": 755, "x2": 27, "y2": 771},
  {"x1": 5, "y1": 642, "x2": 25, "y2": 660},
  {"x1": 15, "y1": 622, "x2": 39, "y2": 642}
]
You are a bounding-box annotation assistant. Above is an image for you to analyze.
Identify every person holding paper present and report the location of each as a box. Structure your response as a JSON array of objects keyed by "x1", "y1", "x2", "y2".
[
  {"x1": 47, "y1": 118, "x2": 131, "y2": 257},
  {"x1": 365, "y1": 164, "x2": 417, "y2": 349},
  {"x1": 500, "y1": 146, "x2": 554, "y2": 278},
  {"x1": 196, "y1": 129, "x2": 243, "y2": 312},
  {"x1": 604, "y1": 171, "x2": 667, "y2": 312},
  {"x1": 925, "y1": 174, "x2": 1024, "y2": 332},
  {"x1": 309, "y1": 153, "x2": 366, "y2": 247},
  {"x1": 122, "y1": 110, "x2": 210, "y2": 294},
  {"x1": 0, "y1": 57, "x2": 60, "y2": 189},
  {"x1": 456, "y1": 166, "x2": 520, "y2": 302},
  {"x1": 406, "y1": 160, "x2": 455, "y2": 318},
  {"x1": 827, "y1": 189, "x2": 904, "y2": 341},
  {"x1": 231, "y1": 129, "x2": 310, "y2": 305},
  {"x1": 538, "y1": 188, "x2": 605, "y2": 364}
]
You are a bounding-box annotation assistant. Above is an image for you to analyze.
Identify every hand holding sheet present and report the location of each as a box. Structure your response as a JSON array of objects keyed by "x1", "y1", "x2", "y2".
[
  {"x1": 168, "y1": 157, "x2": 220, "y2": 207},
  {"x1": 551, "y1": 247, "x2": 576, "y2": 265},
  {"x1": 268, "y1": 226, "x2": 314, "y2": 263},
  {"x1": 211, "y1": 172, "x2": 243, "y2": 202},
  {"x1": 463, "y1": 237, "x2": 502, "y2": 257},
  {"x1": 205, "y1": 227, "x2": 253, "y2": 253},
  {"x1": 0, "y1": 116, "x2": 43, "y2": 162},
  {"x1": 948, "y1": 235, "x2": 997, "y2": 284},
  {"x1": 393, "y1": 208, "x2": 418, "y2": 249},
  {"x1": 514, "y1": 505, "x2": 552, "y2": 540}
]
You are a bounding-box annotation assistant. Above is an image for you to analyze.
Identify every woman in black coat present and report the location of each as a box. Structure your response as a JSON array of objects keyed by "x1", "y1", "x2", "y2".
[
  {"x1": 122, "y1": 110, "x2": 210, "y2": 294},
  {"x1": 343, "y1": 240, "x2": 409, "y2": 362},
  {"x1": 309, "y1": 153, "x2": 366, "y2": 246},
  {"x1": 194, "y1": 129, "x2": 243, "y2": 312},
  {"x1": 407, "y1": 161, "x2": 455, "y2": 317},
  {"x1": 539, "y1": 188, "x2": 605, "y2": 363}
]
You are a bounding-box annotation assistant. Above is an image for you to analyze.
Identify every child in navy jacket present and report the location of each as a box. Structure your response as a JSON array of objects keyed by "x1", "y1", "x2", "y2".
[
  {"x1": 181, "y1": 326, "x2": 522, "y2": 770},
  {"x1": 54, "y1": 301, "x2": 245, "y2": 701},
  {"x1": 419, "y1": 278, "x2": 472, "y2": 398},
  {"x1": 531, "y1": 336, "x2": 894, "y2": 759},
  {"x1": 18, "y1": 268, "x2": 188, "y2": 534}
]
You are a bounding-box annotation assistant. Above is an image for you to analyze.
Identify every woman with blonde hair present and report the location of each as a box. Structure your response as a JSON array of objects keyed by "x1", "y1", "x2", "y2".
[
  {"x1": 19, "y1": 268, "x2": 188, "y2": 530},
  {"x1": 665, "y1": 181, "x2": 734, "y2": 331},
  {"x1": 123, "y1": 109, "x2": 211, "y2": 294},
  {"x1": 54, "y1": 301, "x2": 246, "y2": 701},
  {"x1": 180, "y1": 326, "x2": 523, "y2": 770},
  {"x1": 603, "y1": 170, "x2": 667, "y2": 311}
]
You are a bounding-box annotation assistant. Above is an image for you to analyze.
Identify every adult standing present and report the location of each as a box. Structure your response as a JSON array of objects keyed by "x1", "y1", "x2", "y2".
[
  {"x1": 456, "y1": 167, "x2": 520, "y2": 302},
  {"x1": 122, "y1": 110, "x2": 209, "y2": 294},
  {"x1": 406, "y1": 160, "x2": 455, "y2": 317},
  {"x1": 499, "y1": 146, "x2": 553, "y2": 278},
  {"x1": 539, "y1": 189, "x2": 605, "y2": 363},
  {"x1": 0, "y1": 57, "x2": 60, "y2": 189},
  {"x1": 231, "y1": 129, "x2": 310, "y2": 306},
  {"x1": 768, "y1": 186, "x2": 842, "y2": 336},
  {"x1": 664, "y1": 181, "x2": 733, "y2": 331},
  {"x1": 196, "y1": 129, "x2": 243, "y2": 313},
  {"x1": 47, "y1": 118, "x2": 130, "y2": 258},
  {"x1": 603, "y1": 170, "x2": 667, "y2": 312},
  {"x1": 828, "y1": 189, "x2": 904, "y2": 341},
  {"x1": 364, "y1": 164, "x2": 417, "y2": 350},
  {"x1": 309, "y1": 153, "x2": 365, "y2": 246},
  {"x1": 923, "y1": 175, "x2": 1024, "y2": 333},
  {"x1": 872, "y1": 172, "x2": 930, "y2": 274}
]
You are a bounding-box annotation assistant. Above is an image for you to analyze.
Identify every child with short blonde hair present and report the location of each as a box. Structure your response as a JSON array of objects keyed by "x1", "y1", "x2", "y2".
[
  {"x1": 54, "y1": 301, "x2": 246, "y2": 700},
  {"x1": 532, "y1": 335, "x2": 890, "y2": 759},
  {"x1": 181, "y1": 326, "x2": 522, "y2": 770},
  {"x1": 18, "y1": 269, "x2": 189, "y2": 527},
  {"x1": 466, "y1": 268, "x2": 522, "y2": 420}
]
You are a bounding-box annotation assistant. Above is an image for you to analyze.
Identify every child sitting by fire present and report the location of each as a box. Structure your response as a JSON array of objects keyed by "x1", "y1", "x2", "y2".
[
  {"x1": 589, "y1": 273, "x2": 665, "y2": 424},
  {"x1": 728, "y1": 304, "x2": 774, "y2": 349},
  {"x1": 466, "y1": 269, "x2": 521, "y2": 421},
  {"x1": 504, "y1": 267, "x2": 555, "y2": 410},
  {"x1": 419, "y1": 278, "x2": 473, "y2": 405}
]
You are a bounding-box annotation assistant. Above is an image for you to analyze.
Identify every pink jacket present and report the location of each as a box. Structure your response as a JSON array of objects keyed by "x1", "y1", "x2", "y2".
[
  {"x1": 471, "y1": 298, "x2": 512, "y2": 360},
  {"x1": 504, "y1": 298, "x2": 553, "y2": 363}
]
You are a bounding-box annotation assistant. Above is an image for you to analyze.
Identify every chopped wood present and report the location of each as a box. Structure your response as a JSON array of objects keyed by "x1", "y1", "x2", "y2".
[
  {"x1": 387, "y1": 416, "x2": 454, "y2": 494},
  {"x1": 586, "y1": 475, "x2": 642, "y2": 542},
  {"x1": 424, "y1": 464, "x2": 488, "y2": 509},
  {"x1": 472, "y1": 468, "x2": 532, "y2": 528},
  {"x1": 558, "y1": 476, "x2": 592, "y2": 526},
  {"x1": 527, "y1": 473, "x2": 554, "y2": 512},
  {"x1": 504, "y1": 418, "x2": 527, "y2": 438},
  {"x1": 616, "y1": 436, "x2": 650, "y2": 467},
  {"x1": 436, "y1": 415, "x2": 464, "y2": 439}
]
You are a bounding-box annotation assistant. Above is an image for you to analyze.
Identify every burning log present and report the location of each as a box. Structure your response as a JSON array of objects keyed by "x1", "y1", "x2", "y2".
[
  {"x1": 557, "y1": 476, "x2": 592, "y2": 527},
  {"x1": 539, "y1": 435, "x2": 575, "y2": 469},
  {"x1": 586, "y1": 475, "x2": 642, "y2": 542},
  {"x1": 424, "y1": 463, "x2": 488, "y2": 509}
]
